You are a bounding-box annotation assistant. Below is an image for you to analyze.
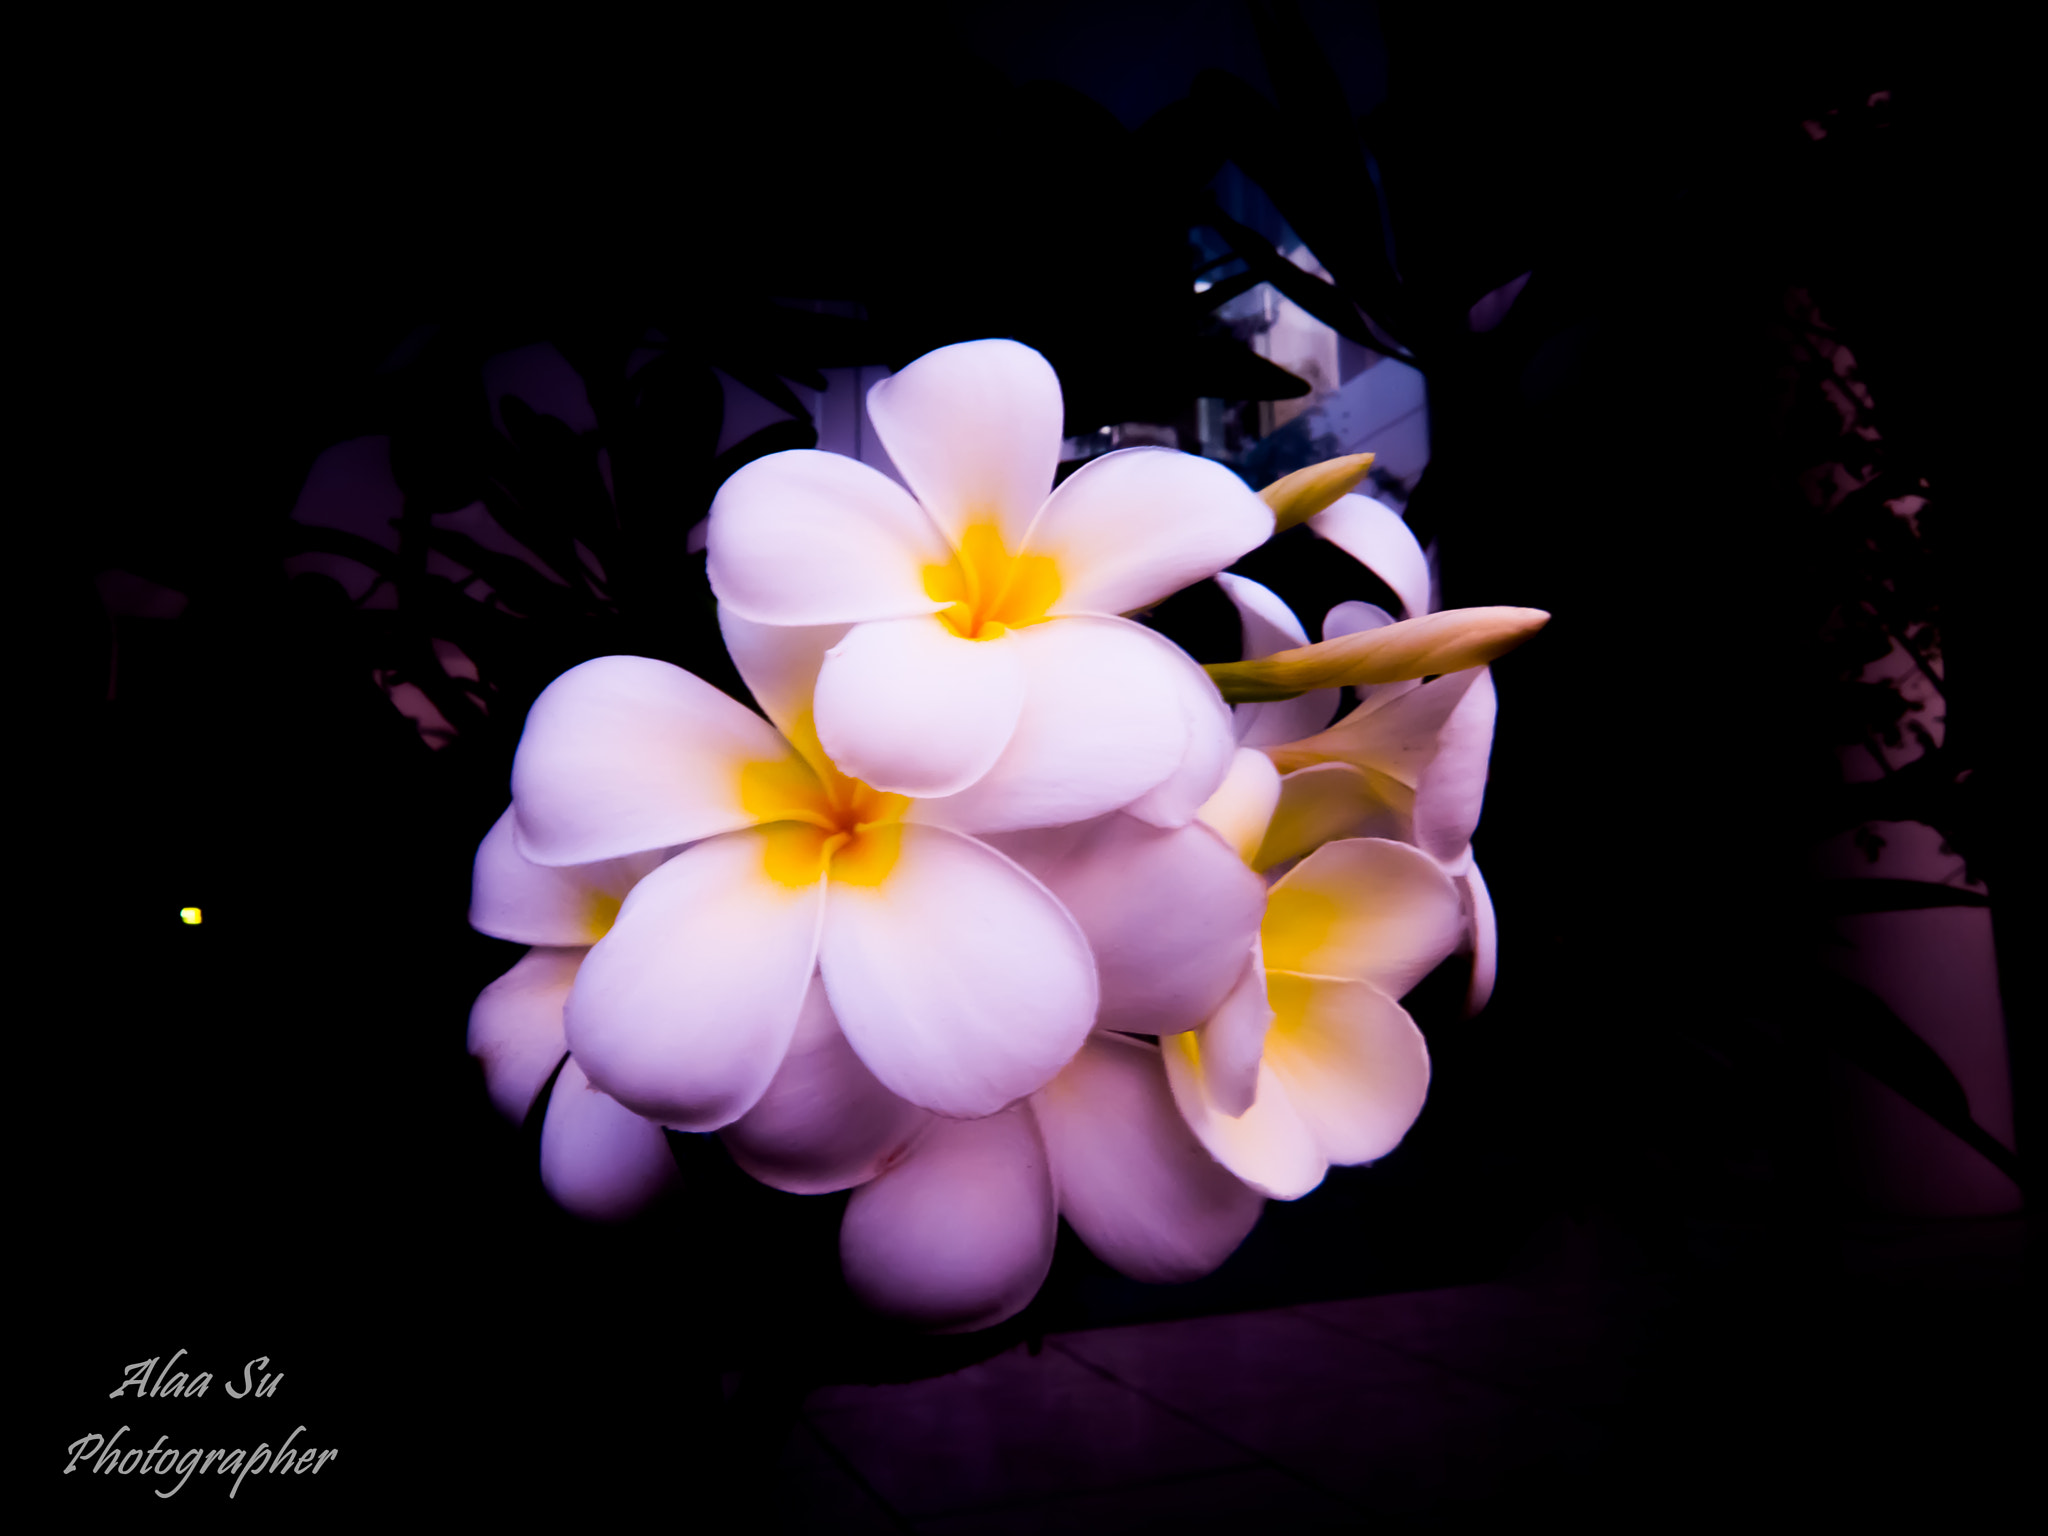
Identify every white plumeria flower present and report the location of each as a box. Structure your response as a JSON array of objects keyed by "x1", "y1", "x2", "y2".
[
  {"x1": 508, "y1": 594, "x2": 1267, "y2": 1136},
  {"x1": 839, "y1": 1033, "x2": 1265, "y2": 1333},
  {"x1": 466, "y1": 812, "x2": 683, "y2": 1221},
  {"x1": 705, "y1": 338, "x2": 1267, "y2": 829},
  {"x1": 1164, "y1": 759, "x2": 1467, "y2": 1200},
  {"x1": 1229, "y1": 494, "x2": 1501, "y2": 1012},
  {"x1": 705, "y1": 797, "x2": 1265, "y2": 1198}
]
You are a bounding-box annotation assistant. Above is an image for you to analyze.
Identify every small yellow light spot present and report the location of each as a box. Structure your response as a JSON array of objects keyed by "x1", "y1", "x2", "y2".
[{"x1": 180, "y1": 907, "x2": 203, "y2": 925}]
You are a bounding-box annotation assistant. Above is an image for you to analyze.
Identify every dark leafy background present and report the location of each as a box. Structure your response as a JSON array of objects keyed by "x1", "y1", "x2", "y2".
[{"x1": 42, "y1": 4, "x2": 2027, "y2": 1520}]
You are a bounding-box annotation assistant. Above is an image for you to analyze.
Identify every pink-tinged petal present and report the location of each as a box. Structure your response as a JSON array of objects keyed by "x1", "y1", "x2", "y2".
[
  {"x1": 1309, "y1": 494, "x2": 1432, "y2": 620},
  {"x1": 1265, "y1": 974, "x2": 1430, "y2": 1166},
  {"x1": 1253, "y1": 763, "x2": 1410, "y2": 874},
  {"x1": 864, "y1": 339, "x2": 1064, "y2": 550},
  {"x1": 1196, "y1": 747, "x2": 1282, "y2": 865},
  {"x1": 839, "y1": 1104, "x2": 1055, "y2": 1332},
  {"x1": 1409, "y1": 668, "x2": 1497, "y2": 863},
  {"x1": 1119, "y1": 627, "x2": 1239, "y2": 831},
  {"x1": 707, "y1": 448, "x2": 953, "y2": 624},
  {"x1": 1194, "y1": 943, "x2": 1276, "y2": 1116},
  {"x1": 721, "y1": 976, "x2": 933, "y2": 1194},
  {"x1": 819, "y1": 825, "x2": 1096, "y2": 1117},
  {"x1": 988, "y1": 814, "x2": 1265, "y2": 1037},
  {"x1": 511, "y1": 655, "x2": 805, "y2": 866},
  {"x1": 470, "y1": 806, "x2": 673, "y2": 946},
  {"x1": 1218, "y1": 570, "x2": 1311, "y2": 652},
  {"x1": 717, "y1": 606, "x2": 850, "y2": 774},
  {"x1": 1320, "y1": 600, "x2": 1399, "y2": 711},
  {"x1": 467, "y1": 946, "x2": 579, "y2": 1123},
  {"x1": 1217, "y1": 572, "x2": 1338, "y2": 747},
  {"x1": 911, "y1": 616, "x2": 1190, "y2": 835},
  {"x1": 1033, "y1": 448, "x2": 1273, "y2": 616},
  {"x1": 564, "y1": 829, "x2": 823, "y2": 1130},
  {"x1": 1033, "y1": 1034, "x2": 1263, "y2": 1283},
  {"x1": 538, "y1": 1057, "x2": 681, "y2": 1221},
  {"x1": 814, "y1": 618, "x2": 1027, "y2": 797},
  {"x1": 1459, "y1": 858, "x2": 1498, "y2": 1016},
  {"x1": 1163, "y1": 1035, "x2": 1325, "y2": 1200},
  {"x1": 1263, "y1": 839, "x2": 1465, "y2": 998}
]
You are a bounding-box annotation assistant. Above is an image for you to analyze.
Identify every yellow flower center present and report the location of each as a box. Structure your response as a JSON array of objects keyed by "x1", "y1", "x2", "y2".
[
  {"x1": 923, "y1": 522, "x2": 1060, "y2": 641},
  {"x1": 739, "y1": 720, "x2": 912, "y2": 888}
]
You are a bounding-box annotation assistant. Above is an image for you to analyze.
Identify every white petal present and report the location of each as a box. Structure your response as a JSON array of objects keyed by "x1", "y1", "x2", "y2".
[
  {"x1": 839, "y1": 1104, "x2": 1055, "y2": 1332},
  {"x1": 1163, "y1": 1036, "x2": 1325, "y2": 1200},
  {"x1": 1253, "y1": 762, "x2": 1410, "y2": 874},
  {"x1": 1265, "y1": 974, "x2": 1431, "y2": 1166},
  {"x1": 1217, "y1": 572, "x2": 1337, "y2": 747},
  {"x1": 988, "y1": 813, "x2": 1266, "y2": 1037},
  {"x1": 1190, "y1": 943, "x2": 1276, "y2": 1117},
  {"x1": 716, "y1": 606, "x2": 851, "y2": 774},
  {"x1": 1195, "y1": 747, "x2": 1282, "y2": 865},
  {"x1": 1218, "y1": 570, "x2": 1311, "y2": 652},
  {"x1": 1460, "y1": 859, "x2": 1498, "y2": 1016},
  {"x1": 813, "y1": 618, "x2": 1027, "y2": 797},
  {"x1": 864, "y1": 339, "x2": 1065, "y2": 551},
  {"x1": 470, "y1": 805, "x2": 673, "y2": 945},
  {"x1": 1309, "y1": 494, "x2": 1432, "y2": 620},
  {"x1": 466, "y1": 947, "x2": 579, "y2": 1123},
  {"x1": 564, "y1": 829, "x2": 823, "y2": 1130},
  {"x1": 911, "y1": 616, "x2": 1190, "y2": 835},
  {"x1": 1320, "y1": 601, "x2": 1398, "y2": 709},
  {"x1": 1118, "y1": 626, "x2": 1239, "y2": 831},
  {"x1": 1032, "y1": 448, "x2": 1273, "y2": 617},
  {"x1": 707, "y1": 448, "x2": 952, "y2": 624},
  {"x1": 720, "y1": 975, "x2": 934, "y2": 1194},
  {"x1": 511, "y1": 655, "x2": 803, "y2": 866},
  {"x1": 1262, "y1": 838, "x2": 1465, "y2": 998},
  {"x1": 818, "y1": 825, "x2": 1096, "y2": 1118},
  {"x1": 1322, "y1": 600, "x2": 1397, "y2": 640},
  {"x1": 1033, "y1": 1034, "x2": 1263, "y2": 1283},
  {"x1": 1409, "y1": 668, "x2": 1497, "y2": 862},
  {"x1": 539, "y1": 1057, "x2": 681, "y2": 1221}
]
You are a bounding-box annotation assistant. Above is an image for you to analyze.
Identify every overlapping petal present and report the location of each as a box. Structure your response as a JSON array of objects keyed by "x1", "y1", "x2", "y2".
[
  {"x1": 1163, "y1": 1040, "x2": 1325, "y2": 1200},
  {"x1": 470, "y1": 806, "x2": 673, "y2": 946},
  {"x1": 839, "y1": 1105, "x2": 1056, "y2": 1333},
  {"x1": 706, "y1": 448, "x2": 953, "y2": 625},
  {"x1": 511, "y1": 655, "x2": 808, "y2": 866},
  {"x1": 1033, "y1": 1034, "x2": 1264, "y2": 1283},
  {"x1": 1177, "y1": 942, "x2": 1274, "y2": 1118},
  {"x1": 466, "y1": 946, "x2": 580, "y2": 1123},
  {"x1": 1117, "y1": 625, "x2": 1240, "y2": 830},
  {"x1": 538, "y1": 1057, "x2": 682, "y2": 1221},
  {"x1": 910, "y1": 616, "x2": 1193, "y2": 834},
  {"x1": 1455, "y1": 859, "x2": 1498, "y2": 1016},
  {"x1": 814, "y1": 617, "x2": 1027, "y2": 797},
  {"x1": 818, "y1": 825, "x2": 1096, "y2": 1117},
  {"x1": 1195, "y1": 747, "x2": 1283, "y2": 865},
  {"x1": 720, "y1": 976, "x2": 933, "y2": 1194},
  {"x1": 1217, "y1": 572, "x2": 1339, "y2": 747},
  {"x1": 716, "y1": 607, "x2": 851, "y2": 774},
  {"x1": 864, "y1": 339, "x2": 1065, "y2": 550},
  {"x1": 987, "y1": 811, "x2": 1265, "y2": 1037},
  {"x1": 564, "y1": 828, "x2": 824, "y2": 1130},
  {"x1": 1261, "y1": 838, "x2": 1465, "y2": 997},
  {"x1": 1032, "y1": 448, "x2": 1274, "y2": 617},
  {"x1": 1262, "y1": 974, "x2": 1431, "y2": 1167},
  {"x1": 1254, "y1": 762, "x2": 1410, "y2": 874},
  {"x1": 1308, "y1": 494, "x2": 1432, "y2": 621}
]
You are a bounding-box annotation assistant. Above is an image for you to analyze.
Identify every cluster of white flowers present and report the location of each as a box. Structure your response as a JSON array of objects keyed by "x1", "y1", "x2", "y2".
[{"x1": 465, "y1": 340, "x2": 1543, "y2": 1332}]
